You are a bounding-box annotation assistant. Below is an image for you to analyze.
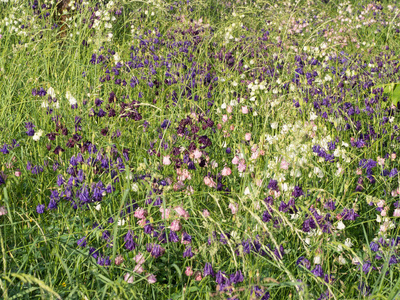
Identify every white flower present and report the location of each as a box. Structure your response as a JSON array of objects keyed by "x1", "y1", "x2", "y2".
[
  {"x1": 117, "y1": 219, "x2": 125, "y2": 226},
  {"x1": 313, "y1": 167, "x2": 324, "y2": 178},
  {"x1": 338, "y1": 255, "x2": 347, "y2": 265},
  {"x1": 270, "y1": 122, "x2": 278, "y2": 129},
  {"x1": 232, "y1": 81, "x2": 238, "y2": 87},
  {"x1": 113, "y1": 52, "x2": 120, "y2": 62},
  {"x1": 66, "y1": 91, "x2": 77, "y2": 106},
  {"x1": 313, "y1": 256, "x2": 321, "y2": 264},
  {"x1": 244, "y1": 186, "x2": 250, "y2": 195},
  {"x1": 132, "y1": 183, "x2": 139, "y2": 192},
  {"x1": 352, "y1": 256, "x2": 361, "y2": 265},
  {"x1": 344, "y1": 238, "x2": 353, "y2": 248},
  {"x1": 95, "y1": 204, "x2": 101, "y2": 211},
  {"x1": 221, "y1": 103, "x2": 227, "y2": 109},
  {"x1": 41, "y1": 101, "x2": 49, "y2": 108},
  {"x1": 47, "y1": 87, "x2": 56, "y2": 98},
  {"x1": 337, "y1": 244, "x2": 343, "y2": 252},
  {"x1": 305, "y1": 237, "x2": 311, "y2": 245},
  {"x1": 337, "y1": 220, "x2": 346, "y2": 230},
  {"x1": 32, "y1": 129, "x2": 43, "y2": 141},
  {"x1": 310, "y1": 111, "x2": 318, "y2": 120}
]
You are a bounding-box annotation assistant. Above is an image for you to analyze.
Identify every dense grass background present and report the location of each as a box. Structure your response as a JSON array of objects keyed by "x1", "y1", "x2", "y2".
[{"x1": 1, "y1": 0, "x2": 400, "y2": 299}]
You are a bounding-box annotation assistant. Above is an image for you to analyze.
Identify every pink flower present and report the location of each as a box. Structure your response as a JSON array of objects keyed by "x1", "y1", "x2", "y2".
[
  {"x1": 185, "y1": 266, "x2": 194, "y2": 276},
  {"x1": 232, "y1": 156, "x2": 239, "y2": 165},
  {"x1": 392, "y1": 190, "x2": 398, "y2": 197},
  {"x1": 195, "y1": 271, "x2": 203, "y2": 281},
  {"x1": 381, "y1": 208, "x2": 387, "y2": 217},
  {"x1": 250, "y1": 151, "x2": 259, "y2": 160},
  {"x1": 174, "y1": 206, "x2": 190, "y2": 220},
  {"x1": 177, "y1": 168, "x2": 191, "y2": 181},
  {"x1": 186, "y1": 185, "x2": 194, "y2": 195},
  {"x1": 377, "y1": 200, "x2": 385, "y2": 208},
  {"x1": 193, "y1": 149, "x2": 202, "y2": 159},
  {"x1": 245, "y1": 133, "x2": 251, "y2": 141},
  {"x1": 163, "y1": 155, "x2": 171, "y2": 165},
  {"x1": 227, "y1": 105, "x2": 233, "y2": 113},
  {"x1": 134, "y1": 208, "x2": 148, "y2": 219},
  {"x1": 356, "y1": 168, "x2": 362, "y2": 175},
  {"x1": 392, "y1": 153, "x2": 397, "y2": 160},
  {"x1": 229, "y1": 203, "x2": 238, "y2": 214},
  {"x1": 202, "y1": 209, "x2": 210, "y2": 217},
  {"x1": 115, "y1": 255, "x2": 124, "y2": 266},
  {"x1": 14, "y1": 171, "x2": 21, "y2": 177},
  {"x1": 173, "y1": 181, "x2": 185, "y2": 191},
  {"x1": 222, "y1": 115, "x2": 228, "y2": 123},
  {"x1": 238, "y1": 162, "x2": 246, "y2": 173},
  {"x1": 204, "y1": 176, "x2": 217, "y2": 188},
  {"x1": 394, "y1": 209, "x2": 400, "y2": 217},
  {"x1": 134, "y1": 252, "x2": 146, "y2": 265},
  {"x1": 241, "y1": 106, "x2": 248, "y2": 114},
  {"x1": 147, "y1": 274, "x2": 157, "y2": 284},
  {"x1": 159, "y1": 207, "x2": 171, "y2": 220},
  {"x1": 170, "y1": 219, "x2": 182, "y2": 232},
  {"x1": 124, "y1": 273, "x2": 134, "y2": 283},
  {"x1": 137, "y1": 219, "x2": 147, "y2": 227},
  {"x1": 221, "y1": 167, "x2": 232, "y2": 176},
  {"x1": 0, "y1": 206, "x2": 7, "y2": 216},
  {"x1": 134, "y1": 264, "x2": 144, "y2": 274},
  {"x1": 377, "y1": 157, "x2": 385, "y2": 167},
  {"x1": 280, "y1": 159, "x2": 289, "y2": 170}
]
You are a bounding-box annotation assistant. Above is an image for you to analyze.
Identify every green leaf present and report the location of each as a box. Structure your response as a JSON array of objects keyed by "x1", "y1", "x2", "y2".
[{"x1": 392, "y1": 84, "x2": 400, "y2": 106}]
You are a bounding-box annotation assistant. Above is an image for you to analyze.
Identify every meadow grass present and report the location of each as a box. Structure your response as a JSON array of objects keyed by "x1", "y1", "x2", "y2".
[{"x1": 1, "y1": 0, "x2": 400, "y2": 299}]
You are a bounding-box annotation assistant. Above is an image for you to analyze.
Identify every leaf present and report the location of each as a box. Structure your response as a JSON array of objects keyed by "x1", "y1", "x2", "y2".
[{"x1": 392, "y1": 84, "x2": 400, "y2": 106}]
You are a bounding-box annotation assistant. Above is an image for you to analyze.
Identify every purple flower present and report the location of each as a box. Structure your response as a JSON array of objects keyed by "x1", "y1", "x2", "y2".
[
  {"x1": 215, "y1": 270, "x2": 230, "y2": 287},
  {"x1": 0, "y1": 144, "x2": 9, "y2": 154},
  {"x1": 267, "y1": 179, "x2": 279, "y2": 191},
  {"x1": 97, "y1": 255, "x2": 111, "y2": 266},
  {"x1": 370, "y1": 242, "x2": 379, "y2": 252},
  {"x1": 229, "y1": 270, "x2": 244, "y2": 284},
  {"x1": 204, "y1": 262, "x2": 215, "y2": 277},
  {"x1": 25, "y1": 122, "x2": 35, "y2": 136},
  {"x1": 311, "y1": 265, "x2": 324, "y2": 277},
  {"x1": 183, "y1": 246, "x2": 194, "y2": 258},
  {"x1": 48, "y1": 199, "x2": 57, "y2": 210},
  {"x1": 169, "y1": 230, "x2": 180, "y2": 242},
  {"x1": 324, "y1": 201, "x2": 336, "y2": 211},
  {"x1": 36, "y1": 204, "x2": 45, "y2": 214},
  {"x1": 292, "y1": 186, "x2": 304, "y2": 198},
  {"x1": 296, "y1": 256, "x2": 311, "y2": 269},
  {"x1": 150, "y1": 244, "x2": 165, "y2": 258},
  {"x1": 56, "y1": 175, "x2": 64, "y2": 187},
  {"x1": 262, "y1": 210, "x2": 272, "y2": 222},
  {"x1": 362, "y1": 261, "x2": 372, "y2": 274},
  {"x1": 389, "y1": 168, "x2": 398, "y2": 178},
  {"x1": 341, "y1": 208, "x2": 359, "y2": 221},
  {"x1": 77, "y1": 236, "x2": 87, "y2": 247}
]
